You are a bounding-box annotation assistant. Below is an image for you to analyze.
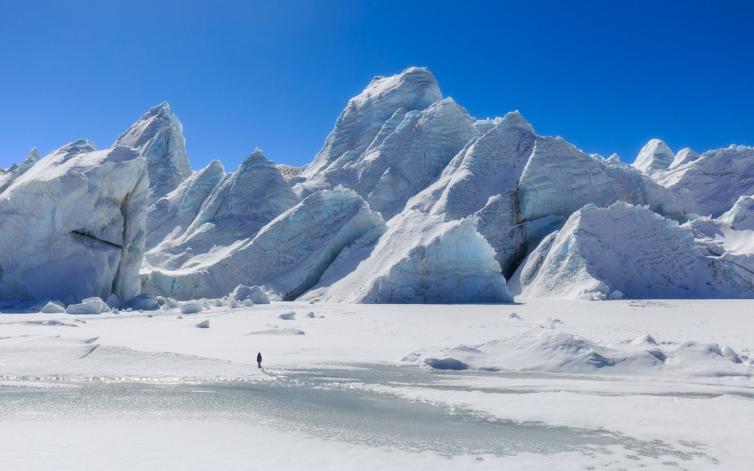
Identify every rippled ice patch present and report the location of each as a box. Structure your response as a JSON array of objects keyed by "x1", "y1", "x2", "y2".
[{"x1": 0, "y1": 365, "x2": 714, "y2": 466}]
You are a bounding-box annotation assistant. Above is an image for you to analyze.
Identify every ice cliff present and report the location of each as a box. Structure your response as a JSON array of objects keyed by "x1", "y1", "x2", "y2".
[{"x1": 0, "y1": 142, "x2": 148, "y2": 304}]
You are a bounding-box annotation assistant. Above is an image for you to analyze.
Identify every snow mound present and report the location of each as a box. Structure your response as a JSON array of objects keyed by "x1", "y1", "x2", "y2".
[
  {"x1": 513, "y1": 202, "x2": 752, "y2": 300},
  {"x1": 277, "y1": 311, "x2": 296, "y2": 320},
  {"x1": 145, "y1": 188, "x2": 385, "y2": 300},
  {"x1": 195, "y1": 320, "x2": 210, "y2": 329},
  {"x1": 115, "y1": 102, "x2": 192, "y2": 203},
  {"x1": 315, "y1": 210, "x2": 511, "y2": 303},
  {"x1": 66, "y1": 297, "x2": 110, "y2": 315},
  {"x1": 0, "y1": 142, "x2": 148, "y2": 305},
  {"x1": 406, "y1": 328, "x2": 752, "y2": 377}
]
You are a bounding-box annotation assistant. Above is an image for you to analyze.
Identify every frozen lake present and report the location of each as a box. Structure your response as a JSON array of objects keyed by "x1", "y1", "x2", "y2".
[
  {"x1": 0, "y1": 300, "x2": 751, "y2": 469},
  {"x1": 0, "y1": 366, "x2": 712, "y2": 469}
]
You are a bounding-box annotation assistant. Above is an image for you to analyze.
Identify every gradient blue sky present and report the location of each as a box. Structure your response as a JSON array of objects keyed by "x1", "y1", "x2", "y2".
[{"x1": 1, "y1": 0, "x2": 752, "y2": 169}]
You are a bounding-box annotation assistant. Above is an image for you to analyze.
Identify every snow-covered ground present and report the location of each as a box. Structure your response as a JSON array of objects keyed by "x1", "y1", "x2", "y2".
[{"x1": 1, "y1": 300, "x2": 753, "y2": 470}]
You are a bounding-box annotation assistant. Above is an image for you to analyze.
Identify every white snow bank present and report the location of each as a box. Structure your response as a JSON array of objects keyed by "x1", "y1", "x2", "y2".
[{"x1": 405, "y1": 327, "x2": 752, "y2": 377}]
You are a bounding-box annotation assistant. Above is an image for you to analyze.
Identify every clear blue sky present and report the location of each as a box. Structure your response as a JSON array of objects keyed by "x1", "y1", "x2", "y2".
[{"x1": 1, "y1": 0, "x2": 752, "y2": 169}]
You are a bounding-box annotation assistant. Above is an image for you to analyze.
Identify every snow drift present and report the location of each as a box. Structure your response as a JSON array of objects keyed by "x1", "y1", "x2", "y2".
[{"x1": 404, "y1": 327, "x2": 752, "y2": 377}]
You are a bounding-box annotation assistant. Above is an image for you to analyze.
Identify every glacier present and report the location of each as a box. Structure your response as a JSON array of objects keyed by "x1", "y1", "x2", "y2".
[{"x1": 2, "y1": 66, "x2": 753, "y2": 305}]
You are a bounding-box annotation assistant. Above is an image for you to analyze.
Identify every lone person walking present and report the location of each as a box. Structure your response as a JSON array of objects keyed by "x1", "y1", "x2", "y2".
[{"x1": 256, "y1": 352, "x2": 263, "y2": 369}]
